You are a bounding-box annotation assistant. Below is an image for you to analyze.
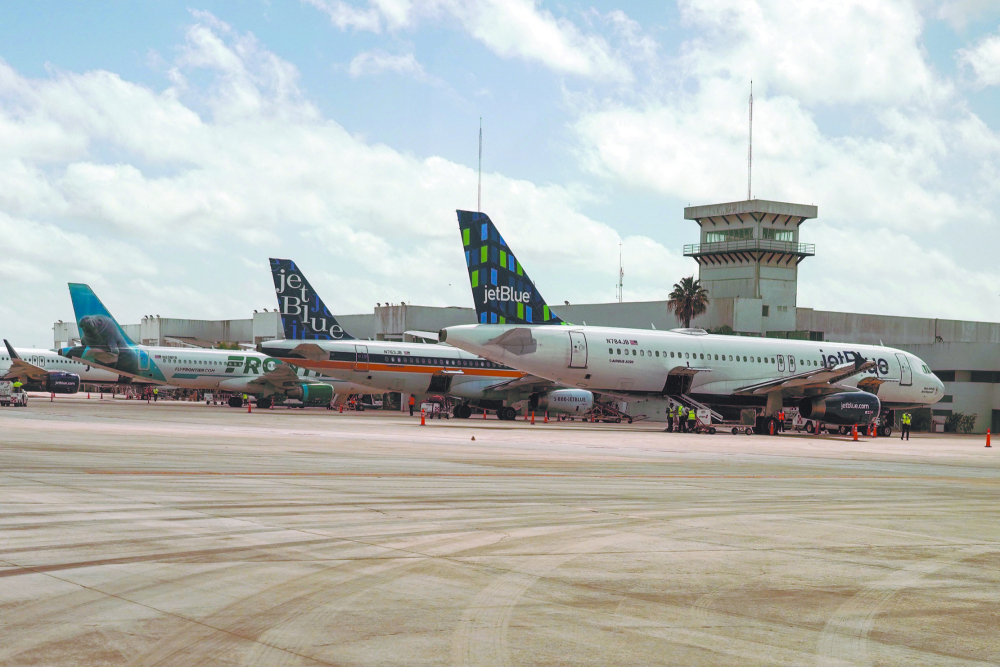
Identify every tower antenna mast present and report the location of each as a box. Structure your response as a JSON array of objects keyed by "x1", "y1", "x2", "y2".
[
  {"x1": 616, "y1": 242, "x2": 623, "y2": 303},
  {"x1": 748, "y1": 81, "x2": 753, "y2": 201},
  {"x1": 478, "y1": 118, "x2": 482, "y2": 212}
]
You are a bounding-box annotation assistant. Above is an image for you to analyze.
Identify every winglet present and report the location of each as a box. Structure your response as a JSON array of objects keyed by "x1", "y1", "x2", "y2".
[
  {"x1": 456, "y1": 211, "x2": 564, "y2": 325},
  {"x1": 269, "y1": 259, "x2": 355, "y2": 340}
]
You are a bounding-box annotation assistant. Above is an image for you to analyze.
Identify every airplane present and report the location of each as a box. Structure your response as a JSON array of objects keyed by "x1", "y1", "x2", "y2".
[
  {"x1": 439, "y1": 211, "x2": 945, "y2": 435},
  {"x1": 258, "y1": 259, "x2": 594, "y2": 419},
  {"x1": 59, "y1": 283, "x2": 371, "y2": 408},
  {"x1": 1, "y1": 339, "x2": 123, "y2": 393}
]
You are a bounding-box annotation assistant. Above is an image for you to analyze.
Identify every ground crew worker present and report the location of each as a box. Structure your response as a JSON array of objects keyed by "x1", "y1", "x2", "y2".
[
  {"x1": 687, "y1": 407, "x2": 697, "y2": 431},
  {"x1": 12, "y1": 380, "x2": 23, "y2": 391},
  {"x1": 242, "y1": 393, "x2": 248, "y2": 407},
  {"x1": 900, "y1": 412, "x2": 911, "y2": 441},
  {"x1": 408, "y1": 394, "x2": 416, "y2": 417},
  {"x1": 153, "y1": 387, "x2": 158, "y2": 402},
  {"x1": 677, "y1": 405, "x2": 685, "y2": 432},
  {"x1": 778, "y1": 410, "x2": 785, "y2": 433}
]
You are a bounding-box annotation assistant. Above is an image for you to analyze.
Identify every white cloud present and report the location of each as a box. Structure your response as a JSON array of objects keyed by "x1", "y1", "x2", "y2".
[
  {"x1": 678, "y1": 0, "x2": 944, "y2": 106},
  {"x1": 308, "y1": 0, "x2": 631, "y2": 81},
  {"x1": 348, "y1": 50, "x2": 427, "y2": 78},
  {"x1": 0, "y1": 14, "x2": 674, "y2": 346},
  {"x1": 959, "y1": 31, "x2": 1000, "y2": 87}
]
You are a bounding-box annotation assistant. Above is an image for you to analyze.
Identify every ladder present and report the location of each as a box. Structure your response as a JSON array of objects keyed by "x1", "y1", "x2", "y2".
[{"x1": 667, "y1": 394, "x2": 724, "y2": 423}]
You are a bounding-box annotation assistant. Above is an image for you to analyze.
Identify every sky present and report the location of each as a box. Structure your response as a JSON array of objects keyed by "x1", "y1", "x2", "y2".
[{"x1": 3, "y1": 0, "x2": 1000, "y2": 348}]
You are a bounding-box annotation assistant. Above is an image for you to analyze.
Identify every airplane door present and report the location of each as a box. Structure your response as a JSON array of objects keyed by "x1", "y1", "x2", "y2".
[
  {"x1": 896, "y1": 353, "x2": 912, "y2": 386},
  {"x1": 568, "y1": 332, "x2": 588, "y2": 368},
  {"x1": 138, "y1": 350, "x2": 149, "y2": 371},
  {"x1": 777, "y1": 354, "x2": 785, "y2": 372},
  {"x1": 788, "y1": 355, "x2": 796, "y2": 373},
  {"x1": 354, "y1": 345, "x2": 369, "y2": 372}
]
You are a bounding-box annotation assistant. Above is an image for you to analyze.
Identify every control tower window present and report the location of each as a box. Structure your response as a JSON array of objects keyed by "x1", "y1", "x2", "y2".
[
  {"x1": 706, "y1": 228, "x2": 753, "y2": 243},
  {"x1": 762, "y1": 228, "x2": 794, "y2": 242}
]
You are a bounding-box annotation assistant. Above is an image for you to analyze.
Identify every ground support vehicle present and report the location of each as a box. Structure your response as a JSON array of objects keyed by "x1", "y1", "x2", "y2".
[{"x1": 0, "y1": 382, "x2": 27, "y2": 407}]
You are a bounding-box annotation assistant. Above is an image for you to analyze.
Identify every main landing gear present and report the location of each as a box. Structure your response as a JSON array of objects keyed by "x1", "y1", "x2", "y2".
[{"x1": 453, "y1": 404, "x2": 473, "y2": 419}]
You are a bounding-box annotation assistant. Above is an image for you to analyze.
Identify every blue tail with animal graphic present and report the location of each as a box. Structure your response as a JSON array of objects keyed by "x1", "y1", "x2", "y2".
[
  {"x1": 269, "y1": 258, "x2": 355, "y2": 340},
  {"x1": 64, "y1": 283, "x2": 157, "y2": 379},
  {"x1": 68, "y1": 283, "x2": 137, "y2": 349},
  {"x1": 456, "y1": 211, "x2": 563, "y2": 325}
]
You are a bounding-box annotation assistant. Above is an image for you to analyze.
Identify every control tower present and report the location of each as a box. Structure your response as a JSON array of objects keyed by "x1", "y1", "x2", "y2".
[{"x1": 683, "y1": 199, "x2": 816, "y2": 335}]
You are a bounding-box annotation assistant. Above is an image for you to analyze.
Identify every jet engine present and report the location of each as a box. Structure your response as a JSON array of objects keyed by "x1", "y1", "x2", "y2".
[
  {"x1": 24, "y1": 372, "x2": 81, "y2": 394},
  {"x1": 287, "y1": 383, "x2": 334, "y2": 405},
  {"x1": 798, "y1": 391, "x2": 880, "y2": 425},
  {"x1": 529, "y1": 389, "x2": 594, "y2": 415}
]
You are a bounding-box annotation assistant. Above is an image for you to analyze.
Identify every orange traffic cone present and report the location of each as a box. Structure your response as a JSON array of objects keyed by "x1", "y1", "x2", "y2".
[
  {"x1": 544, "y1": 411, "x2": 548, "y2": 423},
  {"x1": 247, "y1": 401, "x2": 252, "y2": 413},
  {"x1": 986, "y1": 429, "x2": 991, "y2": 448},
  {"x1": 531, "y1": 411, "x2": 535, "y2": 424},
  {"x1": 420, "y1": 409, "x2": 426, "y2": 426},
  {"x1": 483, "y1": 409, "x2": 487, "y2": 419},
  {"x1": 852, "y1": 424, "x2": 858, "y2": 441},
  {"x1": 87, "y1": 392, "x2": 90, "y2": 399},
  {"x1": 50, "y1": 392, "x2": 54, "y2": 402}
]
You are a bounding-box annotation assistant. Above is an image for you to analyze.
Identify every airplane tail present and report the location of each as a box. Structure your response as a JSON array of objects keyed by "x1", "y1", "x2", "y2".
[
  {"x1": 67, "y1": 283, "x2": 137, "y2": 348},
  {"x1": 269, "y1": 258, "x2": 355, "y2": 340},
  {"x1": 457, "y1": 211, "x2": 563, "y2": 325}
]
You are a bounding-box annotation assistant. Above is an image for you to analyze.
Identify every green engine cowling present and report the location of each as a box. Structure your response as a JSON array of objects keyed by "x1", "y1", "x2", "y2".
[{"x1": 287, "y1": 383, "x2": 334, "y2": 405}]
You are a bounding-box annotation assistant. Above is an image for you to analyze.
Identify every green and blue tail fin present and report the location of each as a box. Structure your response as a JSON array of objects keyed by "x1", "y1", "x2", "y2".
[
  {"x1": 269, "y1": 258, "x2": 355, "y2": 340},
  {"x1": 456, "y1": 211, "x2": 563, "y2": 325},
  {"x1": 68, "y1": 283, "x2": 137, "y2": 348}
]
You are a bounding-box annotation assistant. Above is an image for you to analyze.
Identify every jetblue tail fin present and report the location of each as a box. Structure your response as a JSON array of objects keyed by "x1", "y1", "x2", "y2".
[
  {"x1": 67, "y1": 284, "x2": 137, "y2": 348},
  {"x1": 457, "y1": 211, "x2": 563, "y2": 325},
  {"x1": 269, "y1": 258, "x2": 355, "y2": 340}
]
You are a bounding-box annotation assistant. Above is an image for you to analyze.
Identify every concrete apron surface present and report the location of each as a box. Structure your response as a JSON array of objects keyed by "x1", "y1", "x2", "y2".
[{"x1": 0, "y1": 399, "x2": 998, "y2": 666}]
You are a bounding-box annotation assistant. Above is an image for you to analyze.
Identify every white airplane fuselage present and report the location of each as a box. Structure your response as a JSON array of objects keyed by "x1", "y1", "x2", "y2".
[
  {"x1": 440, "y1": 325, "x2": 944, "y2": 409},
  {"x1": 0, "y1": 348, "x2": 121, "y2": 385}
]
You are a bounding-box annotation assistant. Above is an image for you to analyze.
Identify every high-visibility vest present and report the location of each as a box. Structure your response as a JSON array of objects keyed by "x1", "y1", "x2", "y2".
[
  {"x1": 677, "y1": 406, "x2": 684, "y2": 416},
  {"x1": 409, "y1": 395, "x2": 415, "y2": 405},
  {"x1": 12, "y1": 381, "x2": 23, "y2": 388},
  {"x1": 902, "y1": 413, "x2": 911, "y2": 425},
  {"x1": 688, "y1": 410, "x2": 696, "y2": 420}
]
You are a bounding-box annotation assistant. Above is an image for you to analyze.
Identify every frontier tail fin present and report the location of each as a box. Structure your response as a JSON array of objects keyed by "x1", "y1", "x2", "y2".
[
  {"x1": 456, "y1": 211, "x2": 563, "y2": 325},
  {"x1": 67, "y1": 284, "x2": 137, "y2": 348},
  {"x1": 269, "y1": 259, "x2": 355, "y2": 340}
]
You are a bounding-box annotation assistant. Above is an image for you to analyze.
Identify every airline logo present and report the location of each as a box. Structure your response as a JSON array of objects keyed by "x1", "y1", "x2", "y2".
[
  {"x1": 223, "y1": 355, "x2": 281, "y2": 375},
  {"x1": 484, "y1": 286, "x2": 531, "y2": 304},
  {"x1": 271, "y1": 261, "x2": 351, "y2": 340}
]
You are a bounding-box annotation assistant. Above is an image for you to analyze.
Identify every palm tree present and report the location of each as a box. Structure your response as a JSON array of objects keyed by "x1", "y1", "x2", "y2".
[{"x1": 667, "y1": 276, "x2": 710, "y2": 328}]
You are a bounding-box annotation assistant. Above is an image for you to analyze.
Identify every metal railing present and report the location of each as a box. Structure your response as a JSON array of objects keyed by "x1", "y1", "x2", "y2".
[{"x1": 683, "y1": 240, "x2": 816, "y2": 256}]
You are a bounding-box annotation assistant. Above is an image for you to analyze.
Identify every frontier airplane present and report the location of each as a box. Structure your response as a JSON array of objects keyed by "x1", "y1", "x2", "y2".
[
  {"x1": 258, "y1": 259, "x2": 594, "y2": 419},
  {"x1": 60, "y1": 284, "x2": 368, "y2": 408},
  {"x1": 439, "y1": 211, "x2": 945, "y2": 435}
]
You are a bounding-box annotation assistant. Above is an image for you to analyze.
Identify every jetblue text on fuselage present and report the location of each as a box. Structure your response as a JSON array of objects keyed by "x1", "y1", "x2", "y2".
[{"x1": 484, "y1": 286, "x2": 530, "y2": 303}]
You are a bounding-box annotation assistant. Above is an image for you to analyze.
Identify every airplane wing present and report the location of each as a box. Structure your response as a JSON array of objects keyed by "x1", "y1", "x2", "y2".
[
  {"x1": 734, "y1": 359, "x2": 877, "y2": 396},
  {"x1": 405, "y1": 330, "x2": 440, "y2": 342},
  {"x1": 283, "y1": 343, "x2": 329, "y2": 361},
  {"x1": 483, "y1": 374, "x2": 554, "y2": 392},
  {"x1": 246, "y1": 360, "x2": 308, "y2": 391},
  {"x1": 2, "y1": 340, "x2": 50, "y2": 382}
]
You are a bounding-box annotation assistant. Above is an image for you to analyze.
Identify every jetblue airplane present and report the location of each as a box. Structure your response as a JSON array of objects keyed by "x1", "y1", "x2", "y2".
[
  {"x1": 59, "y1": 284, "x2": 369, "y2": 408},
  {"x1": 1, "y1": 339, "x2": 122, "y2": 393},
  {"x1": 259, "y1": 259, "x2": 593, "y2": 419},
  {"x1": 440, "y1": 211, "x2": 944, "y2": 434}
]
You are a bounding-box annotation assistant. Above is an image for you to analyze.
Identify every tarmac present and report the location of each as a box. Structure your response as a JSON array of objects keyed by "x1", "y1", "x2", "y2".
[{"x1": 1, "y1": 396, "x2": 998, "y2": 666}]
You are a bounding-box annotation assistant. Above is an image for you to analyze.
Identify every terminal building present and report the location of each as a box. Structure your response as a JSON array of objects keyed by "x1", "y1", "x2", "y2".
[{"x1": 52, "y1": 199, "x2": 1000, "y2": 433}]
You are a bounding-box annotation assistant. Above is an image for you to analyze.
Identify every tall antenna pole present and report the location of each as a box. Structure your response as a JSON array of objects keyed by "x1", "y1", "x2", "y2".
[
  {"x1": 477, "y1": 117, "x2": 482, "y2": 213},
  {"x1": 617, "y1": 242, "x2": 623, "y2": 303},
  {"x1": 748, "y1": 81, "x2": 753, "y2": 201}
]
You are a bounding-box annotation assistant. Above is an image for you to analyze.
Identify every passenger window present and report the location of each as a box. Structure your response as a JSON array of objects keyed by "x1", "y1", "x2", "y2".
[
  {"x1": 700, "y1": 353, "x2": 704, "y2": 360},
  {"x1": 670, "y1": 352, "x2": 674, "y2": 358},
  {"x1": 685, "y1": 352, "x2": 689, "y2": 359},
  {"x1": 609, "y1": 347, "x2": 613, "y2": 354},
  {"x1": 617, "y1": 348, "x2": 621, "y2": 355},
  {"x1": 655, "y1": 351, "x2": 659, "y2": 357},
  {"x1": 632, "y1": 349, "x2": 637, "y2": 356}
]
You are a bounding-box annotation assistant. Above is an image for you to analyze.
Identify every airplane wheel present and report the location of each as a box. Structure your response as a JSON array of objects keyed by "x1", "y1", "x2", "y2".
[
  {"x1": 228, "y1": 396, "x2": 242, "y2": 408},
  {"x1": 257, "y1": 397, "x2": 272, "y2": 410}
]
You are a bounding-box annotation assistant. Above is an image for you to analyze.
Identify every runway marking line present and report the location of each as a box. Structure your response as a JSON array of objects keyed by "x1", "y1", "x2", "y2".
[{"x1": 84, "y1": 471, "x2": 918, "y2": 479}]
